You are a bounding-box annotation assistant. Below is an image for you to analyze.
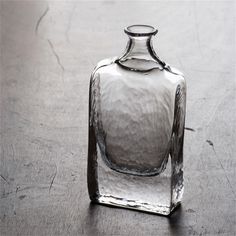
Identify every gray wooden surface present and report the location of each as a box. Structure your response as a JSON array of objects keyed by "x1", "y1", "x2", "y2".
[{"x1": 0, "y1": 1, "x2": 235, "y2": 235}]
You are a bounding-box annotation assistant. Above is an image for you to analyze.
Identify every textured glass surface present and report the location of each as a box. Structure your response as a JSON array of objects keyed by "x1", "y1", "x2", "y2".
[{"x1": 88, "y1": 25, "x2": 186, "y2": 215}]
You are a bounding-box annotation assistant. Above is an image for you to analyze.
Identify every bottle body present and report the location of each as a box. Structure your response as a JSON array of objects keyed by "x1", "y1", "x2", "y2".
[{"x1": 87, "y1": 25, "x2": 186, "y2": 215}]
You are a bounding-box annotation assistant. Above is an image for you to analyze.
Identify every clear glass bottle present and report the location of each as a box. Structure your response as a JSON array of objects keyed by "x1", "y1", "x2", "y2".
[{"x1": 87, "y1": 25, "x2": 186, "y2": 215}]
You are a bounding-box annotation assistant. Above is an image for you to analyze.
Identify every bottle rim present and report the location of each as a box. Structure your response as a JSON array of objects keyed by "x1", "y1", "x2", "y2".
[{"x1": 124, "y1": 24, "x2": 158, "y2": 37}]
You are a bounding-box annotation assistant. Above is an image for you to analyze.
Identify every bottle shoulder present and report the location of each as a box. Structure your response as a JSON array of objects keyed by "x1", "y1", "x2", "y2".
[
  {"x1": 91, "y1": 57, "x2": 117, "y2": 75},
  {"x1": 92, "y1": 59, "x2": 185, "y2": 88}
]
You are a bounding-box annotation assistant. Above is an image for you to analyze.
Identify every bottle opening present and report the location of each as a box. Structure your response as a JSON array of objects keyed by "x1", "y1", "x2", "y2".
[{"x1": 124, "y1": 25, "x2": 158, "y2": 37}]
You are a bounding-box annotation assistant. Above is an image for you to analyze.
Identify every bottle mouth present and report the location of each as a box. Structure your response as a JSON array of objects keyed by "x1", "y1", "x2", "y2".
[{"x1": 124, "y1": 24, "x2": 158, "y2": 37}]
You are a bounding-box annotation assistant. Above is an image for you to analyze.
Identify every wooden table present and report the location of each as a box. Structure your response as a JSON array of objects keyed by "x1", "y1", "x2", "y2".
[{"x1": 0, "y1": 1, "x2": 235, "y2": 235}]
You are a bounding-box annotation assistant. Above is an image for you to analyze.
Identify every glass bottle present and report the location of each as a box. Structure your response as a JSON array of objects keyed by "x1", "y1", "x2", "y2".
[{"x1": 87, "y1": 25, "x2": 186, "y2": 215}]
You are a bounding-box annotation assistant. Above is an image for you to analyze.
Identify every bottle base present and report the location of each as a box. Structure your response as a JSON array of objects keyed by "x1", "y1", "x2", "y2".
[
  {"x1": 92, "y1": 195, "x2": 180, "y2": 216},
  {"x1": 88, "y1": 153, "x2": 182, "y2": 216}
]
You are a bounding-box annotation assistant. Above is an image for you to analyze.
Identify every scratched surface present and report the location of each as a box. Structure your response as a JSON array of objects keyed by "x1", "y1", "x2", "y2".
[{"x1": 0, "y1": 1, "x2": 235, "y2": 235}]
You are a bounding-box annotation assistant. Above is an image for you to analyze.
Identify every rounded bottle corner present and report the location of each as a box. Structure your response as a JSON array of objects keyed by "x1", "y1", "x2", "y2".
[
  {"x1": 89, "y1": 195, "x2": 98, "y2": 203},
  {"x1": 167, "y1": 65, "x2": 184, "y2": 77},
  {"x1": 92, "y1": 57, "x2": 117, "y2": 75},
  {"x1": 87, "y1": 188, "x2": 99, "y2": 202}
]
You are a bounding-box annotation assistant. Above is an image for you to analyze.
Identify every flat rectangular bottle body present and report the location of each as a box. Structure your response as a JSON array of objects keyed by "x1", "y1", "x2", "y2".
[{"x1": 88, "y1": 61, "x2": 185, "y2": 215}]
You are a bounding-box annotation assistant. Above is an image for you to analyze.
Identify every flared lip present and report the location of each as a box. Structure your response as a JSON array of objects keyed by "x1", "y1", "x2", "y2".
[{"x1": 124, "y1": 24, "x2": 158, "y2": 37}]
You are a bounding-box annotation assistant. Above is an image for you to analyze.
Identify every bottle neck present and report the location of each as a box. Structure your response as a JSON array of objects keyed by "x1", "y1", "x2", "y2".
[
  {"x1": 123, "y1": 36, "x2": 155, "y2": 60},
  {"x1": 118, "y1": 35, "x2": 164, "y2": 71}
]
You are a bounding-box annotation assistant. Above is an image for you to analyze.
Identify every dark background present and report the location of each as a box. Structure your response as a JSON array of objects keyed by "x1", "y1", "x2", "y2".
[{"x1": 0, "y1": 1, "x2": 235, "y2": 235}]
